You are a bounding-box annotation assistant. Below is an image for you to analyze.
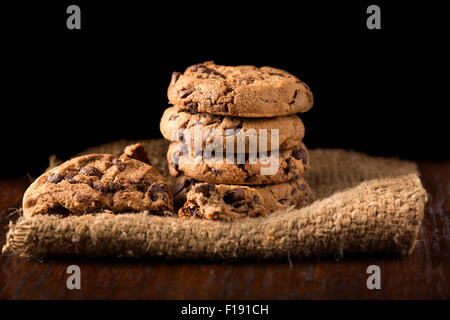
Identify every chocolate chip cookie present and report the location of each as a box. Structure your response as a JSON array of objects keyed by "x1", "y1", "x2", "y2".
[
  {"x1": 178, "y1": 177, "x2": 311, "y2": 220},
  {"x1": 167, "y1": 141, "x2": 310, "y2": 185},
  {"x1": 174, "y1": 176, "x2": 311, "y2": 214},
  {"x1": 23, "y1": 154, "x2": 173, "y2": 217},
  {"x1": 179, "y1": 183, "x2": 267, "y2": 220},
  {"x1": 168, "y1": 62, "x2": 313, "y2": 117},
  {"x1": 160, "y1": 106, "x2": 305, "y2": 152}
]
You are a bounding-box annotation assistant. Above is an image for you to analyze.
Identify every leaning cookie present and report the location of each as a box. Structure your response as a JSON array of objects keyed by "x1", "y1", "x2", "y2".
[
  {"x1": 160, "y1": 106, "x2": 305, "y2": 152},
  {"x1": 168, "y1": 61, "x2": 313, "y2": 118},
  {"x1": 179, "y1": 178, "x2": 311, "y2": 220},
  {"x1": 167, "y1": 141, "x2": 310, "y2": 185},
  {"x1": 174, "y1": 176, "x2": 312, "y2": 214},
  {"x1": 22, "y1": 154, "x2": 173, "y2": 217}
]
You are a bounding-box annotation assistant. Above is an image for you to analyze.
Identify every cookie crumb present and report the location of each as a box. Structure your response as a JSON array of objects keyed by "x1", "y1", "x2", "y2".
[{"x1": 120, "y1": 143, "x2": 151, "y2": 164}]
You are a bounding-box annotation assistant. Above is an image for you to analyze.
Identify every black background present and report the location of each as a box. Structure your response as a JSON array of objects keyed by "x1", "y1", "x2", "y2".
[{"x1": 1, "y1": 1, "x2": 446, "y2": 177}]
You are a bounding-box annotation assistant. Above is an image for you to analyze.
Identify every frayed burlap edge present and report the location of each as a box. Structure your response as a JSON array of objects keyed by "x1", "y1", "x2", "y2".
[{"x1": 2, "y1": 139, "x2": 427, "y2": 260}]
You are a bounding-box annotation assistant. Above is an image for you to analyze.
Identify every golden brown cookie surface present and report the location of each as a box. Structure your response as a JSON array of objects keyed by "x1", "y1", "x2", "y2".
[
  {"x1": 23, "y1": 154, "x2": 173, "y2": 217},
  {"x1": 179, "y1": 177, "x2": 311, "y2": 220},
  {"x1": 160, "y1": 106, "x2": 305, "y2": 152},
  {"x1": 167, "y1": 141, "x2": 310, "y2": 185},
  {"x1": 174, "y1": 176, "x2": 311, "y2": 215},
  {"x1": 168, "y1": 62, "x2": 313, "y2": 117},
  {"x1": 179, "y1": 183, "x2": 268, "y2": 220}
]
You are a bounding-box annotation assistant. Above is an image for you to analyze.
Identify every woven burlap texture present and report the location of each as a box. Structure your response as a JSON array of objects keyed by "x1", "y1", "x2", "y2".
[{"x1": 2, "y1": 139, "x2": 427, "y2": 260}]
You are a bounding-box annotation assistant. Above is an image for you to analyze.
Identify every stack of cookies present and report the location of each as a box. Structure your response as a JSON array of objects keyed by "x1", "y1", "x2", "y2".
[{"x1": 160, "y1": 62, "x2": 314, "y2": 220}]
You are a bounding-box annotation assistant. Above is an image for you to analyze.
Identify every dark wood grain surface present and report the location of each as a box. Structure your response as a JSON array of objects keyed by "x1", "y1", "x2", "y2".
[{"x1": 0, "y1": 161, "x2": 448, "y2": 300}]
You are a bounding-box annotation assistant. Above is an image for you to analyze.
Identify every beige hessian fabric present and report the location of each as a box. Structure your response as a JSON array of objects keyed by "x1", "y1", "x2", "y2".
[{"x1": 2, "y1": 139, "x2": 427, "y2": 260}]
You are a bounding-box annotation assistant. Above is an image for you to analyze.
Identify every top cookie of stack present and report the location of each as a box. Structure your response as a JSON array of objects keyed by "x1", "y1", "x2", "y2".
[
  {"x1": 168, "y1": 61, "x2": 313, "y2": 118},
  {"x1": 161, "y1": 62, "x2": 314, "y2": 220}
]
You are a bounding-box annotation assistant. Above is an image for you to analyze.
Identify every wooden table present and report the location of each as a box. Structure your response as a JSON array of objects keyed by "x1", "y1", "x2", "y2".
[{"x1": 0, "y1": 161, "x2": 448, "y2": 300}]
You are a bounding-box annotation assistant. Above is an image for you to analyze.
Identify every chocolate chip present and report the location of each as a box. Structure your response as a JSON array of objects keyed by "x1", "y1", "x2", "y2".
[
  {"x1": 223, "y1": 188, "x2": 245, "y2": 204},
  {"x1": 224, "y1": 87, "x2": 234, "y2": 94},
  {"x1": 214, "y1": 72, "x2": 226, "y2": 79},
  {"x1": 179, "y1": 87, "x2": 195, "y2": 99},
  {"x1": 174, "y1": 179, "x2": 191, "y2": 195},
  {"x1": 171, "y1": 72, "x2": 182, "y2": 85},
  {"x1": 112, "y1": 182, "x2": 122, "y2": 192},
  {"x1": 269, "y1": 72, "x2": 285, "y2": 77},
  {"x1": 291, "y1": 188, "x2": 297, "y2": 195},
  {"x1": 138, "y1": 183, "x2": 150, "y2": 193},
  {"x1": 292, "y1": 149, "x2": 308, "y2": 164},
  {"x1": 127, "y1": 178, "x2": 150, "y2": 193},
  {"x1": 186, "y1": 102, "x2": 198, "y2": 113},
  {"x1": 80, "y1": 166, "x2": 102, "y2": 177},
  {"x1": 198, "y1": 66, "x2": 212, "y2": 74},
  {"x1": 65, "y1": 173, "x2": 77, "y2": 184},
  {"x1": 244, "y1": 175, "x2": 258, "y2": 183},
  {"x1": 112, "y1": 159, "x2": 126, "y2": 171},
  {"x1": 289, "y1": 90, "x2": 298, "y2": 105},
  {"x1": 148, "y1": 183, "x2": 167, "y2": 201},
  {"x1": 152, "y1": 183, "x2": 167, "y2": 194},
  {"x1": 191, "y1": 65, "x2": 199, "y2": 72},
  {"x1": 194, "y1": 183, "x2": 216, "y2": 197},
  {"x1": 24, "y1": 198, "x2": 36, "y2": 208},
  {"x1": 283, "y1": 158, "x2": 296, "y2": 175},
  {"x1": 47, "y1": 173, "x2": 63, "y2": 184},
  {"x1": 278, "y1": 199, "x2": 288, "y2": 204},
  {"x1": 216, "y1": 104, "x2": 229, "y2": 113},
  {"x1": 92, "y1": 181, "x2": 107, "y2": 192},
  {"x1": 171, "y1": 162, "x2": 179, "y2": 174},
  {"x1": 196, "y1": 65, "x2": 226, "y2": 78},
  {"x1": 287, "y1": 164, "x2": 297, "y2": 174},
  {"x1": 169, "y1": 115, "x2": 179, "y2": 121},
  {"x1": 253, "y1": 195, "x2": 260, "y2": 205},
  {"x1": 298, "y1": 184, "x2": 307, "y2": 191},
  {"x1": 203, "y1": 150, "x2": 216, "y2": 159},
  {"x1": 119, "y1": 162, "x2": 127, "y2": 171},
  {"x1": 210, "y1": 168, "x2": 222, "y2": 175}
]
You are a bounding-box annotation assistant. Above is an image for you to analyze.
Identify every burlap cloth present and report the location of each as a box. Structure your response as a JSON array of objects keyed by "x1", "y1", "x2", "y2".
[{"x1": 2, "y1": 139, "x2": 427, "y2": 260}]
